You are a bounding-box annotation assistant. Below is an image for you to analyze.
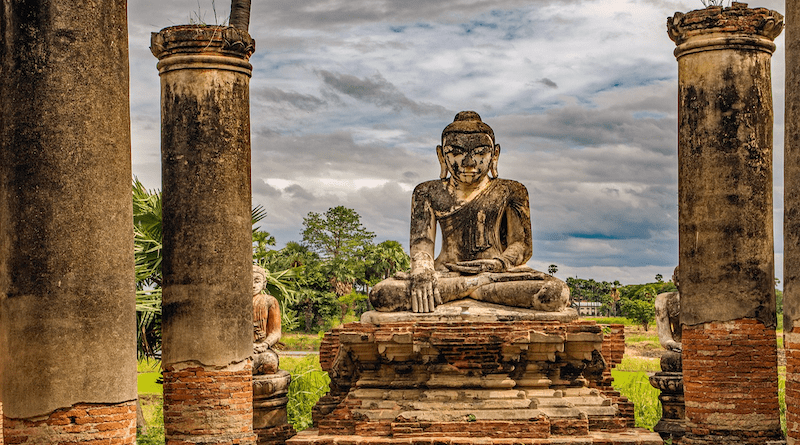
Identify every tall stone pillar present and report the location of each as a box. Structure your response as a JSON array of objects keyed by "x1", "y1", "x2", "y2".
[
  {"x1": 151, "y1": 25, "x2": 256, "y2": 445},
  {"x1": 0, "y1": 2, "x2": 137, "y2": 444},
  {"x1": 784, "y1": 0, "x2": 800, "y2": 443},
  {"x1": 667, "y1": 3, "x2": 783, "y2": 444}
]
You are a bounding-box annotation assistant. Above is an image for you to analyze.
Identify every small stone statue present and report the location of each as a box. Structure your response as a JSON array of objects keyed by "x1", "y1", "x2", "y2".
[
  {"x1": 650, "y1": 266, "x2": 685, "y2": 441},
  {"x1": 654, "y1": 266, "x2": 681, "y2": 371},
  {"x1": 252, "y1": 265, "x2": 281, "y2": 375},
  {"x1": 369, "y1": 111, "x2": 570, "y2": 313}
]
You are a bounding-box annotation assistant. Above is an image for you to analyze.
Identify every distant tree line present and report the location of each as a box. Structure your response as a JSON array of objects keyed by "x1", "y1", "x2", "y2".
[{"x1": 566, "y1": 275, "x2": 677, "y2": 331}]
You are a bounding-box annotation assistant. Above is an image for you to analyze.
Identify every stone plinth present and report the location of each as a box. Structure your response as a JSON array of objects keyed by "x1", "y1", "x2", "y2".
[
  {"x1": 152, "y1": 24, "x2": 256, "y2": 445},
  {"x1": 253, "y1": 371, "x2": 295, "y2": 445},
  {"x1": 649, "y1": 372, "x2": 684, "y2": 441},
  {"x1": 667, "y1": 4, "x2": 783, "y2": 444},
  {"x1": 297, "y1": 300, "x2": 661, "y2": 445},
  {"x1": 0, "y1": 1, "x2": 137, "y2": 443}
]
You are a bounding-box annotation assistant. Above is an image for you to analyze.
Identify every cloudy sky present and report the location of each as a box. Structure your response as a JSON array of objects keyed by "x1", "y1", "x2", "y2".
[{"x1": 127, "y1": 0, "x2": 787, "y2": 286}]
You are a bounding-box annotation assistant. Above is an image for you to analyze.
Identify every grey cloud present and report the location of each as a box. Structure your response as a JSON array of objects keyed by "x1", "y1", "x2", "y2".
[
  {"x1": 538, "y1": 78, "x2": 558, "y2": 89},
  {"x1": 285, "y1": 184, "x2": 316, "y2": 200},
  {"x1": 249, "y1": 0, "x2": 585, "y2": 31},
  {"x1": 316, "y1": 70, "x2": 447, "y2": 115},
  {"x1": 253, "y1": 179, "x2": 282, "y2": 197},
  {"x1": 496, "y1": 105, "x2": 676, "y2": 155},
  {"x1": 253, "y1": 87, "x2": 327, "y2": 111}
]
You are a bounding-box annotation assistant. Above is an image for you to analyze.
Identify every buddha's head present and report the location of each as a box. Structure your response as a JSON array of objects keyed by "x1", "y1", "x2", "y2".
[
  {"x1": 437, "y1": 111, "x2": 500, "y2": 184},
  {"x1": 253, "y1": 265, "x2": 267, "y2": 296}
]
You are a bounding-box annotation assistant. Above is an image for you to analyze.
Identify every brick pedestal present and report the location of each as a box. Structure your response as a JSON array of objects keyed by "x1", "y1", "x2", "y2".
[
  {"x1": 300, "y1": 304, "x2": 661, "y2": 445},
  {"x1": 163, "y1": 364, "x2": 256, "y2": 445},
  {"x1": 681, "y1": 320, "x2": 781, "y2": 444},
  {"x1": 3, "y1": 402, "x2": 136, "y2": 445}
]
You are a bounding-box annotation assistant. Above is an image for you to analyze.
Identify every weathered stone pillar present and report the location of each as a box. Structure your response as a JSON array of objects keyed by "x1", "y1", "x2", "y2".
[
  {"x1": 785, "y1": 0, "x2": 800, "y2": 443},
  {"x1": 667, "y1": 3, "x2": 783, "y2": 444},
  {"x1": 0, "y1": 1, "x2": 137, "y2": 444},
  {"x1": 151, "y1": 25, "x2": 256, "y2": 445}
]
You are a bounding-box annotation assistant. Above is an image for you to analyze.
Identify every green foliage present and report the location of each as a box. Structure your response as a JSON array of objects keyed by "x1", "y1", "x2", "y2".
[
  {"x1": 136, "y1": 397, "x2": 165, "y2": 445},
  {"x1": 282, "y1": 355, "x2": 331, "y2": 431},
  {"x1": 361, "y1": 240, "x2": 411, "y2": 287},
  {"x1": 566, "y1": 277, "x2": 621, "y2": 316},
  {"x1": 780, "y1": 366, "x2": 786, "y2": 436},
  {"x1": 611, "y1": 370, "x2": 661, "y2": 430},
  {"x1": 133, "y1": 178, "x2": 164, "y2": 359},
  {"x1": 302, "y1": 206, "x2": 375, "y2": 261},
  {"x1": 548, "y1": 264, "x2": 558, "y2": 275},
  {"x1": 295, "y1": 290, "x2": 341, "y2": 333},
  {"x1": 281, "y1": 333, "x2": 323, "y2": 351},
  {"x1": 585, "y1": 316, "x2": 633, "y2": 325},
  {"x1": 620, "y1": 299, "x2": 656, "y2": 331},
  {"x1": 616, "y1": 356, "x2": 660, "y2": 372}
]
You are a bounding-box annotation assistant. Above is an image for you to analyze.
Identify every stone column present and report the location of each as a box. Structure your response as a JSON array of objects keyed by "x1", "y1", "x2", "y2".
[
  {"x1": 785, "y1": 0, "x2": 800, "y2": 443},
  {"x1": 667, "y1": 3, "x2": 783, "y2": 444},
  {"x1": 0, "y1": 2, "x2": 137, "y2": 444},
  {"x1": 151, "y1": 25, "x2": 256, "y2": 445}
]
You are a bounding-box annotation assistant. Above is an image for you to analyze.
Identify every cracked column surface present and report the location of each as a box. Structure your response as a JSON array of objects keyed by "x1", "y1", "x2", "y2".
[
  {"x1": 152, "y1": 25, "x2": 256, "y2": 445},
  {"x1": 0, "y1": 1, "x2": 137, "y2": 444},
  {"x1": 784, "y1": 0, "x2": 800, "y2": 443},
  {"x1": 667, "y1": 3, "x2": 783, "y2": 444}
]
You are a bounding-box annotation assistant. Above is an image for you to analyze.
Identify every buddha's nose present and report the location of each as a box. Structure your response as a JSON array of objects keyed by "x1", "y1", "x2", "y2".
[{"x1": 462, "y1": 154, "x2": 477, "y2": 168}]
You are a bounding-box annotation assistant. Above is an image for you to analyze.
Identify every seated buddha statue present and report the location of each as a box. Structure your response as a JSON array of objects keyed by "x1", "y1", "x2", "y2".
[
  {"x1": 369, "y1": 111, "x2": 570, "y2": 313},
  {"x1": 252, "y1": 265, "x2": 281, "y2": 374}
]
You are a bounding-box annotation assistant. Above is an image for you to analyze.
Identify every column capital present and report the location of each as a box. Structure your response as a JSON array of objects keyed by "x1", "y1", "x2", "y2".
[
  {"x1": 667, "y1": 3, "x2": 783, "y2": 58},
  {"x1": 151, "y1": 25, "x2": 255, "y2": 75}
]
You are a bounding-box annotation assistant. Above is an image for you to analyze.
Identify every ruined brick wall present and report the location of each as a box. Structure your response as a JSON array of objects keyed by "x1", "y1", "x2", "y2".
[
  {"x1": 786, "y1": 327, "x2": 800, "y2": 443},
  {"x1": 682, "y1": 319, "x2": 781, "y2": 444},
  {"x1": 3, "y1": 402, "x2": 135, "y2": 445},
  {"x1": 163, "y1": 365, "x2": 255, "y2": 445},
  {"x1": 600, "y1": 324, "x2": 625, "y2": 368}
]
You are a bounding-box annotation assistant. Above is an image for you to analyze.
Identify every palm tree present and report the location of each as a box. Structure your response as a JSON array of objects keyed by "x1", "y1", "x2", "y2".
[{"x1": 229, "y1": 0, "x2": 251, "y2": 31}]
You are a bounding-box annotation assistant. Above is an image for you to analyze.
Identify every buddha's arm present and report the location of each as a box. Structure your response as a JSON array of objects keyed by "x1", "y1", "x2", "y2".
[
  {"x1": 408, "y1": 185, "x2": 440, "y2": 312},
  {"x1": 497, "y1": 184, "x2": 533, "y2": 269},
  {"x1": 409, "y1": 186, "x2": 436, "y2": 273},
  {"x1": 264, "y1": 296, "x2": 282, "y2": 347}
]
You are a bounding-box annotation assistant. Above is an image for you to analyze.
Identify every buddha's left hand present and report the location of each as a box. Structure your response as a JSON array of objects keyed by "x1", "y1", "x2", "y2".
[{"x1": 447, "y1": 258, "x2": 505, "y2": 274}]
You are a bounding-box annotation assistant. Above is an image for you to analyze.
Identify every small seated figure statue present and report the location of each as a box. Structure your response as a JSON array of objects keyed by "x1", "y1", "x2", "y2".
[
  {"x1": 654, "y1": 266, "x2": 681, "y2": 371},
  {"x1": 369, "y1": 111, "x2": 570, "y2": 313},
  {"x1": 252, "y1": 265, "x2": 282, "y2": 375}
]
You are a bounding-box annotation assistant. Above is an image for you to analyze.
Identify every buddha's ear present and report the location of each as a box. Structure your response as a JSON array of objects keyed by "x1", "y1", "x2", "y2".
[
  {"x1": 436, "y1": 145, "x2": 448, "y2": 179},
  {"x1": 490, "y1": 144, "x2": 501, "y2": 178}
]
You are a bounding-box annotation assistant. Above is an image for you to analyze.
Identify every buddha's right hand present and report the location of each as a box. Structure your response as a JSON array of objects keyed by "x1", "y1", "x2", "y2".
[{"x1": 410, "y1": 270, "x2": 441, "y2": 313}]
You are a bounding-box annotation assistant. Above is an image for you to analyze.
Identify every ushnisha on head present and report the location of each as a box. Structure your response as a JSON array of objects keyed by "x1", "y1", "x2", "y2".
[
  {"x1": 436, "y1": 111, "x2": 500, "y2": 182},
  {"x1": 252, "y1": 265, "x2": 267, "y2": 296}
]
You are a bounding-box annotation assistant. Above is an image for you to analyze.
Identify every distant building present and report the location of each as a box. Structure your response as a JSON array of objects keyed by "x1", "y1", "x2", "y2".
[{"x1": 575, "y1": 301, "x2": 603, "y2": 316}]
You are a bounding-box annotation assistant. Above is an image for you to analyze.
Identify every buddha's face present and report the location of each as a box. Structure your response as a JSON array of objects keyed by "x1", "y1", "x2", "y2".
[
  {"x1": 253, "y1": 273, "x2": 266, "y2": 295},
  {"x1": 441, "y1": 132, "x2": 496, "y2": 184}
]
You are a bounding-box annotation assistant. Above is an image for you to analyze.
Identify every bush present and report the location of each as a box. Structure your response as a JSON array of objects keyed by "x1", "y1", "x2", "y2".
[
  {"x1": 282, "y1": 355, "x2": 331, "y2": 430},
  {"x1": 611, "y1": 370, "x2": 661, "y2": 430}
]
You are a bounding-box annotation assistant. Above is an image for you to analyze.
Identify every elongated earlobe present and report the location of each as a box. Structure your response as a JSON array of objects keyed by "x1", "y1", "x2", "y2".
[
  {"x1": 436, "y1": 145, "x2": 448, "y2": 179},
  {"x1": 490, "y1": 144, "x2": 500, "y2": 178}
]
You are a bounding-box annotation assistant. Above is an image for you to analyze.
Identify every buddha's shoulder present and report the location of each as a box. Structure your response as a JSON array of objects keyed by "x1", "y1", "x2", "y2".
[
  {"x1": 413, "y1": 179, "x2": 447, "y2": 194},
  {"x1": 492, "y1": 178, "x2": 528, "y2": 194}
]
